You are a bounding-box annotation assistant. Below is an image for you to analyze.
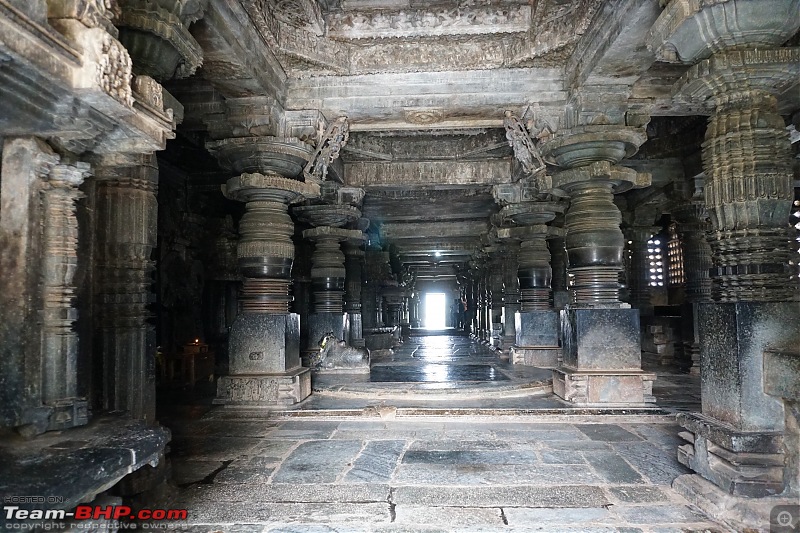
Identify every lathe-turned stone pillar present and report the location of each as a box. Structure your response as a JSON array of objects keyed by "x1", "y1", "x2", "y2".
[
  {"x1": 648, "y1": 2, "x2": 800, "y2": 521},
  {"x1": 344, "y1": 243, "x2": 366, "y2": 347},
  {"x1": 301, "y1": 225, "x2": 364, "y2": 362},
  {"x1": 94, "y1": 153, "x2": 161, "y2": 423},
  {"x1": 499, "y1": 240, "x2": 520, "y2": 351},
  {"x1": 487, "y1": 251, "x2": 505, "y2": 348},
  {"x1": 550, "y1": 234, "x2": 569, "y2": 310},
  {"x1": 543, "y1": 127, "x2": 655, "y2": 405},
  {"x1": 503, "y1": 225, "x2": 563, "y2": 368},
  {"x1": 214, "y1": 173, "x2": 319, "y2": 407},
  {"x1": 671, "y1": 175, "x2": 712, "y2": 375}
]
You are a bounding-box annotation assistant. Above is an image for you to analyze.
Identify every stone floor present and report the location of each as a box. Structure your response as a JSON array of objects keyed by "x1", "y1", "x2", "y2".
[{"x1": 156, "y1": 335, "x2": 727, "y2": 532}]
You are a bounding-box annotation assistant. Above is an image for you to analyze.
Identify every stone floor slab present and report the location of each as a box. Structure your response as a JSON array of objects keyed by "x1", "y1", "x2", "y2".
[
  {"x1": 394, "y1": 506, "x2": 505, "y2": 527},
  {"x1": 343, "y1": 440, "x2": 406, "y2": 483},
  {"x1": 271, "y1": 440, "x2": 364, "y2": 483},
  {"x1": 391, "y1": 485, "x2": 609, "y2": 508},
  {"x1": 503, "y1": 507, "x2": 615, "y2": 525},
  {"x1": 584, "y1": 450, "x2": 646, "y2": 484},
  {"x1": 575, "y1": 424, "x2": 644, "y2": 442}
]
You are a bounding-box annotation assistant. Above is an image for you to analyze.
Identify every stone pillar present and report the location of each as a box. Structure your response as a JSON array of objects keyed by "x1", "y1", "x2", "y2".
[
  {"x1": 550, "y1": 234, "x2": 569, "y2": 310},
  {"x1": 488, "y1": 252, "x2": 505, "y2": 348},
  {"x1": 93, "y1": 153, "x2": 160, "y2": 423},
  {"x1": 648, "y1": 1, "x2": 800, "y2": 523},
  {"x1": 508, "y1": 226, "x2": 562, "y2": 368},
  {"x1": 41, "y1": 162, "x2": 92, "y2": 428},
  {"x1": 672, "y1": 182, "x2": 712, "y2": 375},
  {"x1": 543, "y1": 128, "x2": 655, "y2": 405},
  {"x1": 500, "y1": 240, "x2": 520, "y2": 350},
  {"x1": 409, "y1": 293, "x2": 421, "y2": 329},
  {"x1": 1, "y1": 138, "x2": 90, "y2": 434},
  {"x1": 214, "y1": 173, "x2": 319, "y2": 407},
  {"x1": 344, "y1": 243, "x2": 366, "y2": 348},
  {"x1": 302, "y1": 226, "x2": 364, "y2": 361}
]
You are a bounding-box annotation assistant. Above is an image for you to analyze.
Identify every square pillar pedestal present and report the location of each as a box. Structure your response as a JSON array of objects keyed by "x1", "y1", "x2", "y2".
[
  {"x1": 511, "y1": 310, "x2": 560, "y2": 368},
  {"x1": 676, "y1": 302, "x2": 799, "y2": 498},
  {"x1": 215, "y1": 313, "x2": 310, "y2": 407},
  {"x1": 553, "y1": 307, "x2": 655, "y2": 405}
]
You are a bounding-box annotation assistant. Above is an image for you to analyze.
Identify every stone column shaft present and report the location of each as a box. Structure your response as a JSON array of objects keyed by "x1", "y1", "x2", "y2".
[
  {"x1": 626, "y1": 226, "x2": 657, "y2": 312},
  {"x1": 501, "y1": 241, "x2": 520, "y2": 348},
  {"x1": 565, "y1": 181, "x2": 624, "y2": 305},
  {"x1": 94, "y1": 154, "x2": 159, "y2": 423},
  {"x1": 344, "y1": 244, "x2": 365, "y2": 347}
]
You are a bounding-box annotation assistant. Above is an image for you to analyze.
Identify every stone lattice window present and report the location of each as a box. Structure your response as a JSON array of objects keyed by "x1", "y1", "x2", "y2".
[
  {"x1": 647, "y1": 237, "x2": 664, "y2": 287},
  {"x1": 667, "y1": 223, "x2": 684, "y2": 286},
  {"x1": 793, "y1": 199, "x2": 800, "y2": 278}
]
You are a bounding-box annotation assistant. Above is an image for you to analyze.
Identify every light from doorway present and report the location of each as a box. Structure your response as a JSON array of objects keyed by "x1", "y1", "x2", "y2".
[{"x1": 424, "y1": 292, "x2": 446, "y2": 329}]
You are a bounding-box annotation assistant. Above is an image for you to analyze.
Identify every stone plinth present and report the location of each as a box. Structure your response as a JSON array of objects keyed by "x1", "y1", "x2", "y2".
[
  {"x1": 554, "y1": 307, "x2": 655, "y2": 405},
  {"x1": 511, "y1": 310, "x2": 560, "y2": 367},
  {"x1": 228, "y1": 313, "x2": 301, "y2": 374},
  {"x1": 676, "y1": 302, "x2": 799, "y2": 497},
  {"x1": 215, "y1": 367, "x2": 311, "y2": 407}
]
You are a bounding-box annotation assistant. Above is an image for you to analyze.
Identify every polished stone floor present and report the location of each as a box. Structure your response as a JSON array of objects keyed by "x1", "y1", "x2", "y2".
[{"x1": 156, "y1": 335, "x2": 727, "y2": 532}]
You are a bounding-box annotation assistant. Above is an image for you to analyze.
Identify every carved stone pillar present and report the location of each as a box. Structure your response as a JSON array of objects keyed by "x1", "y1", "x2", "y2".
[
  {"x1": 648, "y1": 1, "x2": 800, "y2": 522},
  {"x1": 301, "y1": 225, "x2": 364, "y2": 362},
  {"x1": 542, "y1": 128, "x2": 655, "y2": 405},
  {"x1": 344, "y1": 242, "x2": 366, "y2": 348},
  {"x1": 1, "y1": 138, "x2": 90, "y2": 435},
  {"x1": 93, "y1": 153, "x2": 159, "y2": 423},
  {"x1": 41, "y1": 161, "x2": 92, "y2": 429},
  {"x1": 488, "y1": 251, "x2": 505, "y2": 348},
  {"x1": 499, "y1": 240, "x2": 520, "y2": 351},
  {"x1": 502, "y1": 224, "x2": 563, "y2": 368},
  {"x1": 214, "y1": 173, "x2": 319, "y2": 407},
  {"x1": 550, "y1": 234, "x2": 568, "y2": 310},
  {"x1": 672, "y1": 179, "x2": 712, "y2": 375}
]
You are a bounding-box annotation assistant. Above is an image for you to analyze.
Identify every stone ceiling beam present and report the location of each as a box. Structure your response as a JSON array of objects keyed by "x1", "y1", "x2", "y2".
[
  {"x1": 286, "y1": 69, "x2": 566, "y2": 130},
  {"x1": 566, "y1": 0, "x2": 660, "y2": 91},
  {"x1": 346, "y1": 160, "x2": 511, "y2": 188},
  {"x1": 381, "y1": 220, "x2": 489, "y2": 240},
  {"x1": 191, "y1": 0, "x2": 287, "y2": 100}
]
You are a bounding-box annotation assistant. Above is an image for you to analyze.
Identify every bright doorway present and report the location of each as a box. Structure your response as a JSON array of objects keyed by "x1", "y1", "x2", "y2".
[{"x1": 424, "y1": 292, "x2": 447, "y2": 329}]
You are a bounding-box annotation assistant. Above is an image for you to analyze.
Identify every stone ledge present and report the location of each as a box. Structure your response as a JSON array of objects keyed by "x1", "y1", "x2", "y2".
[
  {"x1": 0, "y1": 415, "x2": 170, "y2": 511},
  {"x1": 677, "y1": 412, "x2": 784, "y2": 454}
]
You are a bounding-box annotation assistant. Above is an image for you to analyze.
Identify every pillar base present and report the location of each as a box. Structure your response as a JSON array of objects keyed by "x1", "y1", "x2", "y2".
[
  {"x1": 673, "y1": 474, "x2": 799, "y2": 533},
  {"x1": 560, "y1": 306, "x2": 642, "y2": 370},
  {"x1": 511, "y1": 347, "x2": 560, "y2": 368},
  {"x1": 553, "y1": 368, "x2": 655, "y2": 405},
  {"x1": 677, "y1": 412, "x2": 786, "y2": 497},
  {"x1": 228, "y1": 313, "x2": 301, "y2": 374},
  {"x1": 214, "y1": 367, "x2": 311, "y2": 407}
]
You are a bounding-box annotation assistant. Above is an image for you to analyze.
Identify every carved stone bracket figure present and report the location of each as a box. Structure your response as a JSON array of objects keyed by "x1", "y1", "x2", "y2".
[
  {"x1": 503, "y1": 110, "x2": 547, "y2": 180},
  {"x1": 303, "y1": 116, "x2": 350, "y2": 184}
]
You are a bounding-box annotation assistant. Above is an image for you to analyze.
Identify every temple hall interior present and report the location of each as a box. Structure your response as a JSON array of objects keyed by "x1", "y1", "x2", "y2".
[{"x1": 0, "y1": 0, "x2": 799, "y2": 530}]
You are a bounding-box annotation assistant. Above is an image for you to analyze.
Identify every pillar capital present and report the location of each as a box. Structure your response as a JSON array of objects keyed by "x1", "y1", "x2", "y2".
[
  {"x1": 647, "y1": 0, "x2": 800, "y2": 64},
  {"x1": 116, "y1": 0, "x2": 207, "y2": 80}
]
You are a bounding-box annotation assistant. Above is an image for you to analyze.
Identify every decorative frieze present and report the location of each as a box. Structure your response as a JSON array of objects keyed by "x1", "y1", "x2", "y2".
[{"x1": 326, "y1": 5, "x2": 531, "y2": 40}]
